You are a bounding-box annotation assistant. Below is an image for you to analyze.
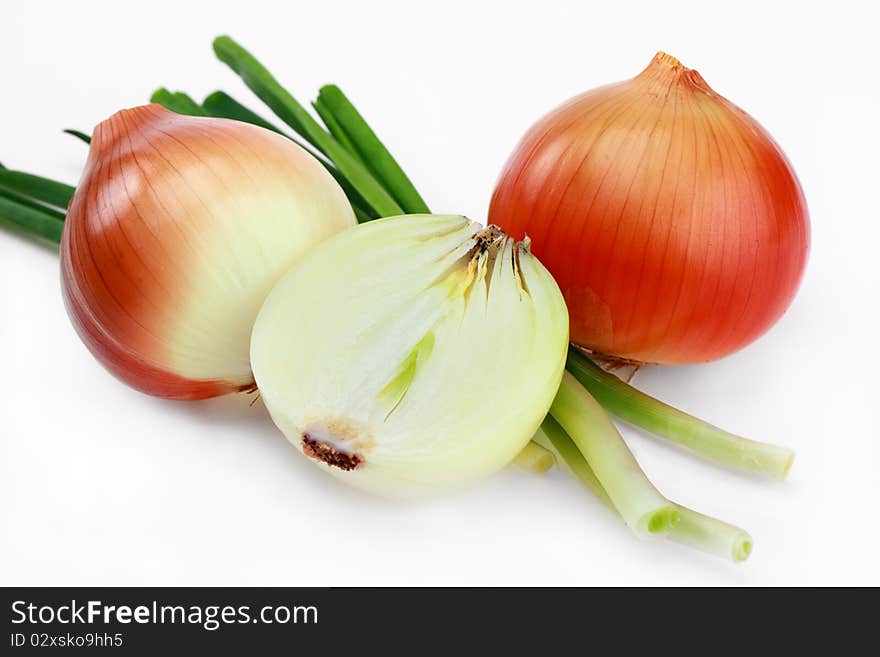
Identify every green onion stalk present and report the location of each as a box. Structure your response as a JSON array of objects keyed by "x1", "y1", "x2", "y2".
[
  {"x1": 0, "y1": 35, "x2": 794, "y2": 562},
  {"x1": 536, "y1": 402, "x2": 752, "y2": 562},
  {"x1": 565, "y1": 348, "x2": 794, "y2": 479}
]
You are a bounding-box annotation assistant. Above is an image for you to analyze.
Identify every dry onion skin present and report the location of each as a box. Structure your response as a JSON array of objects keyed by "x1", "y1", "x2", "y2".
[
  {"x1": 60, "y1": 104, "x2": 356, "y2": 399},
  {"x1": 251, "y1": 214, "x2": 569, "y2": 497},
  {"x1": 490, "y1": 52, "x2": 810, "y2": 364}
]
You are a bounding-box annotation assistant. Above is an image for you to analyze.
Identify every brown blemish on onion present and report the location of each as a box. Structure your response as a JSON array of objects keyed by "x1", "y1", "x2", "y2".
[
  {"x1": 298, "y1": 417, "x2": 374, "y2": 471},
  {"x1": 302, "y1": 434, "x2": 363, "y2": 471}
]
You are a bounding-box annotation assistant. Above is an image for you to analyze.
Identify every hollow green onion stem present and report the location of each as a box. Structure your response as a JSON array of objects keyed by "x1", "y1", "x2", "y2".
[
  {"x1": 512, "y1": 441, "x2": 556, "y2": 474},
  {"x1": 0, "y1": 169, "x2": 75, "y2": 210},
  {"x1": 532, "y1": 416, "x2": 613, "y2": 508},
  {"x1": 550, "y1": 371, "x2": 679, "y2": 538},
  {"x1": 670, "y1": 505, "x2": 753, "y2": 562},
  {"x1": 537, "y1": 411, "x2": 753, "y2": 562},
  {"x1": 150, "y1": 88, "x2": 208, "y2": 116},
  {"x1": 314, "y1": 85, "x2": 430, "y2": 214},
  {"x1": 212, "y1": 36, "x2": 403, "y2": 218},
  {"x1": 0, "y1": 196, "x2": 63, "y2": 244},
  {"x1": 566, "y1": 347, "x2": 794, "y2": 479}
]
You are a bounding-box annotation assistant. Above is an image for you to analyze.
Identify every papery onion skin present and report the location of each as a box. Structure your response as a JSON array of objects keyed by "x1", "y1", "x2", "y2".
[
  {"x1": 489, "y1": 53, "x2": 810, "y2": 364},
  {"x1": 60, "y1": 104, "x2": 356, "y2": 399}
]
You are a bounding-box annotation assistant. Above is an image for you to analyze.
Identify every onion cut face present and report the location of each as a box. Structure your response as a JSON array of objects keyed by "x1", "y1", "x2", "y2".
[
  {"x1": 489, "y1": 52, "x2": 810, "y2": 364},
  {"x1": 61, "y1": 105, "x2": 356, "y2": 399},
  {"x1": 251, "y1": 215, "x2": 569, "y2": 497}
]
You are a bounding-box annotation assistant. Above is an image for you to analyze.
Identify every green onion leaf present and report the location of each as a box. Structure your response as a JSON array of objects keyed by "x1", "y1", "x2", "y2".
[
  {"x1": 63, "y1": 129, "x2": 91, "y2": 144},
  {"x1": 202, "y1": 91, "x2": 285, "y2": 134},
  {"x1": 316, "y1": 85, "x2": 430, "y2": 214},
  {"x1": 0, "y1": 195, "x2": 64, "y2": 244},
  {"x1": 212, "y1": 35, "x2": 403, "y2": 218},
  {"x1": 0, "y1": 186, "x2": 65, "y2": 219},
  {"x1": 312, "y1": 98, "x2": 360, "y2": 156},
  {"x1": 0, "y1": 169, "x2": 75, "y2": 210},
  {"x1": 150, "y1": 88, "x2": 208, "y2": 116}
]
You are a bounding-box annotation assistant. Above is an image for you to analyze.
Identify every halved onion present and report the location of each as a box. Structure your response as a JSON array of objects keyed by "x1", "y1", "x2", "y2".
[{"x1": 251, "y1": 214, "x2": 569, "y2": 496}]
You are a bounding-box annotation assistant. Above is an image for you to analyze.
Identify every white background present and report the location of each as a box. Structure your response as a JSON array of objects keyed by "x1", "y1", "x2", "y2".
[{"x1": 1, "y1": 0, "x2": 878, "y2": 586}]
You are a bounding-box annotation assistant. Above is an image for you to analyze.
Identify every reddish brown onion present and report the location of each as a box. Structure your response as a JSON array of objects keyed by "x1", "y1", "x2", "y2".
[
  {"x1": 61, "y1": 105, "x2": 355, "y2": 398},
  {"x1": 490, "y1": 53, "x2": 809, "y2": 364}
]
